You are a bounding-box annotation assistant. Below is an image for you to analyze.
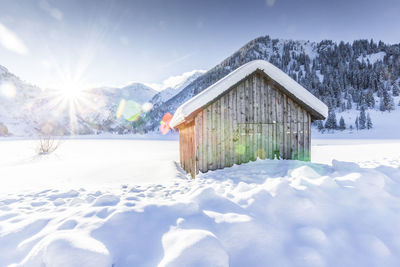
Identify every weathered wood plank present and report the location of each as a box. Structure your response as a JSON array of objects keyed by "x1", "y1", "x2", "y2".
[
  {"x1": 218, "y1": 98, "x2": 223, "y2": 169},
  {"x1": 183, "y1": 127, "x2": 186, "y2": 172},
  {"x1": 192, "y1": 122, "x2": 195, "y2": 174},
  {"x1": 287, "y1": 97, "x2": 292, "y2": 159},
  {"x1": 231, "y1": 87, "x2": 236, "y2": 165},
  {"x1": 253, "y1": 74, "x2": 258, "y2": 160},
  {"x1": 263, "y1": 77, "x2": 269, "y2": 159},
  {"x1": 251, "y1": 75, "x2": 256, "y2": 161},
  {"x1": 215, "y1": 101, "x2": 220, "y2": 169},
  {"x1": 292, "y1": 101, "x2": 298, "y2": 159},
  {"x1": 191, "y1": 122, "x2": 196, "y2": 177},
  {"x1": 212, "y1": 103, "x2": 217, "y2": 170},
  {"x1": 222, "y1": 94, "x2": 228, "y2": 167},
  {"x1": 267, "y1": 83, "x2": 273, "y2": 159},
  {"x1": 239, "y1": 82, "x2": 245, "y2": 164},
  {"x1": 195, "y1": 113, "x2": 200, "y2": 174},
  {"x1": 300, "y1": 109, "x2": 305, "y2": 161},
  {"x1": 248, "y1": 76, "x2": 253, "y2": 161},
  {"x1": 206, "y1": 107, "x2": 212, "y2": 170},
  {"x1": 272, "y1": 85, "x2": 277, "y2": 159},
  {"x1": 179, "y1": 129, "x2": 182, "y2": 168},
  {"x1": 280, "y1": 92, "x2": 285, "y2": 159},
  {"x1": 282, "y1": 94, "x2": 287, "y2": 159},
  {"x1": 260, "y1": 75, "x2": 266, "y2": 159},
  {"x1": 244, "y1": 79, "x2": 250, "y2": 163},
  {"x1": 307, "y1": 113, "x2": 311, "y2": 161},
  {"x1": 201, "y1": 110, "x2": 207, "y2": 172},
  {"x1": 227, "y1": 91, "x2": 233, "y2": 167}
]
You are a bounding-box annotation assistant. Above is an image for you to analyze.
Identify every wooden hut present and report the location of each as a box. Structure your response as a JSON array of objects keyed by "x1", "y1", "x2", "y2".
[{"x1": 170, "y1": 60, "x2": 328, "y2": 177}]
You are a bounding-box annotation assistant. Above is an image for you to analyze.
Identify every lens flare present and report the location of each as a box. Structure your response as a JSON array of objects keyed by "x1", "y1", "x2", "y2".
[
  {"x1": 160, "y1": 112, "x2": 173, "y2": 135},
  {"x1": 142, "y1": 102, "x2": 153, "y2": 112},
  {"x1": 116, "y1": 99, "x2": 153, "y2": 122},
  {"x1": 116, "y1": 99, "x2": 126, "y2": 119},
  {"x1": 123, "y1": 100, "x2": 142, "y2": 121},
  {"x1": 41, "y1": 122, "x2": 55, "y2": 135},
  {"x1": 236, "y1": 144, "x2": 246, "y2": 155},
  {"x1": 0, "y1": 82, "x2": 17, "y2": 98}
]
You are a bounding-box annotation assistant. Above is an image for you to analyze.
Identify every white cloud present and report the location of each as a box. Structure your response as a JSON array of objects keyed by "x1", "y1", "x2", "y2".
[
  {"x1": 145, "y1": 69, "x2": 206, "y2": 91},
  {"x1": 39, "y1": 0, "x2": 63, "y2": 21},
  {"x1": 163, "y1": 69, "x2": 206, "y2": 89},
  {"x1": 266, "y1": 0, "x2": 276, "y2": 7},
  {"x1": 0, "y1": 22, "x2": 28, "y2": 55}
]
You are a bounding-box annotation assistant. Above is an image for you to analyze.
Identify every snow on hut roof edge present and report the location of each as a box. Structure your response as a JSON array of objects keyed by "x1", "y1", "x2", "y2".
[{"x1": 170, "y1": 60, "x2": 328, "y2": 128}]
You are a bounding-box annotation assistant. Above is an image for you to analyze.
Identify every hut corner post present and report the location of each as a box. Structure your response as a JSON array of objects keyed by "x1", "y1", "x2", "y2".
[{"x1": 178, "y1": 122, "x2": 196, "y2": 178}]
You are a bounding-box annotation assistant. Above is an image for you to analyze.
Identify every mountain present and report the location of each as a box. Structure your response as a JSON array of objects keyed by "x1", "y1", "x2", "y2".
[
  {"x1": 1, "y1": 35, "x2": 400, "y2": 136},
  {"x1": 150, "y1": 70, "x2": 206, "y2": 108},
  {"x1": 0, "y1": 65, "x2": 45, "y2": 136},
  {"x1": 0, "y1": 68, "x2": 201, "y2": 136},
  {"x1": 79, "y1": 83, "x2": 157, "y2": 134},
  {"x1": 137, "y1": 36, "x2": 400, "y2": 133},
  {"x1": 118, "y1": 83, "x2": 157, "y2": 104}
]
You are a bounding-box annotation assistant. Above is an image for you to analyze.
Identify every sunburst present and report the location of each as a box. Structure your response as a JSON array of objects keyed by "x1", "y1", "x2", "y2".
[{"x1": 38, "y1": 75, "x2": 104, "y2": 135}]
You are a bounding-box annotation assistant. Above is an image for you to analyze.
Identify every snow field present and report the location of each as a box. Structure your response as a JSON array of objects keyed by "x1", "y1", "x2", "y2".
[{"x1": 0, "y1": 139, "x2": 400, "y2": 266}]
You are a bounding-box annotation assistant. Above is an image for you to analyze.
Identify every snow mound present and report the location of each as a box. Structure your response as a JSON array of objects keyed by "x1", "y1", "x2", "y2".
[
  {"x1": 158, "y1": 228, "x2": 229, "y2": 267},
  {"x1": 93, "y1": 194, "x2": 120, "y2": 206},
  {"x1": 14, "y1": 232, "x2": 111, "y2": 267}
]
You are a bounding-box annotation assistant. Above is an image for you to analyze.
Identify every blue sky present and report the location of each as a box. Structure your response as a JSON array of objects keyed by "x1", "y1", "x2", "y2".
[{"x1": 0, "y1": 0, "x2": 399, "y2": 90}]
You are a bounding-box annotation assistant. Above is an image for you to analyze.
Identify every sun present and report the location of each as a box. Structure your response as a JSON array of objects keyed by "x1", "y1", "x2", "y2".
[
  {"x1": 56, "y1": 79, "x2": 87, "y2": 102},
  {"x1": 40, "y1": 76, "x2": 100, "y2": 135}
]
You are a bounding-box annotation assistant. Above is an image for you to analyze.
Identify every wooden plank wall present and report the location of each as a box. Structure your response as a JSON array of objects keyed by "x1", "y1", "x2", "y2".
[
  {"x1": 180, "y1": 72, "x2": 311, "y2": 177},
  {"x1": 178, "y1": 121, "x2": 195, "y2": 177}
]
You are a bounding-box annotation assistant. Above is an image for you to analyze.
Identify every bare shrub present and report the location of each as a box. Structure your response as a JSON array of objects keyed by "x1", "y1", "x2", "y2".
[
  {"x1": 0, "y1": 123, "x2": 8, "y2": 136},
  {"x1": 37, "y1": 135, "x2": 63, "y2": 155}
]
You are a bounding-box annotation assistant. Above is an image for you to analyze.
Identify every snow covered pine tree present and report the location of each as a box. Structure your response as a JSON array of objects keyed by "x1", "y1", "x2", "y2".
[{"x1": 339, "y1": 116, "x2": 346, "y2": 130}]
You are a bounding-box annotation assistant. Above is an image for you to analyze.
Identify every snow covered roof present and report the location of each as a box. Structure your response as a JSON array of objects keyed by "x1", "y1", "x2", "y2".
[{"x1": 170, "y1": 60, "x2": 328, "y2": 128}]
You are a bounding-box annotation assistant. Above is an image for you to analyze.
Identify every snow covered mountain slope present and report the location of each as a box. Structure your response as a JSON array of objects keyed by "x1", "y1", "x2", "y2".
[
  {"x1": 0, "y1": 66, "x2": 206, "y2": 136},
  {"x1": 2, "y1": 36, "x2": 400, "y2": 136},
  {"x1": 150, "y1": 70, "x2": 206, "y2": 108},
  {"x1": 0, "y1": 70, "x2": 157, "y2": 136},
  {"x1": 141, "y1": 36, "x2": 400, "y2": 134},
  {"x1": 118, "y1": 82, "x2": 157, "y2": 104},
  {"x1": 0, "y1": 65, "x2": 45, "y2": 136}
]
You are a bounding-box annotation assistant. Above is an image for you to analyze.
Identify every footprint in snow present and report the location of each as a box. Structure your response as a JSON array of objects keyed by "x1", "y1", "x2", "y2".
[
  {"x1": 125, "y1": 196, "x2": 139, "y2": 201},
  {"x1": 47, "y1": 190, "x2": 79, "y2": 200},
  {"x1": 93, "y1": 194, "x2": 120, "y2": 207},
  {"x1": 57, "y1": 219, "x2": 78, "y2": 230},
  {"x1": 84, "y1": 211, "x2": 96, "y2": 218},
  {"x1": 96, "y1": 208, "x2": 115, "y2": 219},
  {"x1": 31, "y1": 201, "x2": 48, "y2": 207},
  {"x1": 0, "y1": 198, "x2": 19, "y2": 205},
  {"x1": 0, "y1": 212, "x2": 19, "y2": 221},
  {"x1": 53, "y1": 198, "x2": 66, "y2": 206}
]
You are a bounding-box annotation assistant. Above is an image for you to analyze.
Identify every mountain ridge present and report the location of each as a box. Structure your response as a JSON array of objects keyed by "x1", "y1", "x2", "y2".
[
  {"x1": 1, "y1": 35, "x2": 400, "y2": 136},
  {"x1": 137, "y1": 35, "x2": 400, "y2": 133},
  {"x1": 0, "y1": 66, "x2": 204, "y2": 136}
]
